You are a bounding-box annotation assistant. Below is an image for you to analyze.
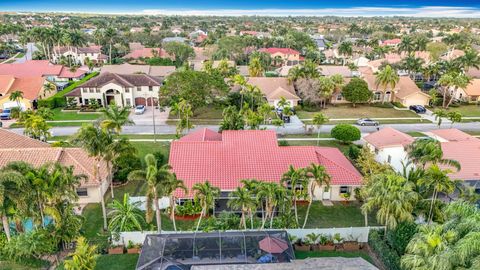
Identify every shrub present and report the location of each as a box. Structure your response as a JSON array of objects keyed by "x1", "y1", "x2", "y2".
[
  {"x1": 331, "y1": 124, "x2": 361, "y2": 143},
  {"x1": 386, "y1": 222, "x2": 418, "y2": 256},
  {"x1": 113, "y1": 154, "x2": 142, "y2": 183},
  {"x1": 391, "y1": 101, "x2": 405, "y2": 108},
  {"x1": 347, "y1": 144, "x2": 361, "y2": 160},
  {"x1": 38, "y1": 72, "x2": 99, "y2": 109},
  {"x1": 368, "y1": 229, "x2": 401, "y2": 270},
  {"x1": 153, "y1": 151, "x2": 167, "y2": 166},
  {"x1": 278, "y1": 140, "x2": 290, "y2": 146},
  {"x1": 371, "y1": 102, "x2": 394, "y2": 108}
]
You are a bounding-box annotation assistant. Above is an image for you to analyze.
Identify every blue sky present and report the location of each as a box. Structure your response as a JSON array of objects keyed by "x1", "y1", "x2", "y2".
[{"x1": 3, "y1": 1, "x2": 480, "y2": 17}]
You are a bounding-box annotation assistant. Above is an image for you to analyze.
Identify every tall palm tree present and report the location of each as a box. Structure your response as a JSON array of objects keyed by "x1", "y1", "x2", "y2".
[
  {"x1": 107, "y1": 193, "x2": 145, "y2": 232},
  {"x1": 72, "y1": 124, "x2": 112, "y2": 230},
  {"x1": 437, "y1": 72, "x2": 470, "y2": 108},
  {"x1": 281, "y1": 165, "x2": 307, "y2": 227},
  {"x1": 163, "y1": 173, "x2": 187, "y2": 231},
  {"x1": 312, "y1": 113, "x2": 329, "y2": 146},
  {"x1": 361, "y1": 173, "x2": 419, "y2": 235},
  {"x1": 227, "y1": 187, "x2": 256, "y2": 229},
  {"x1": 407, "y1": 138, "x2": 461, "y2": 170},
  {"x1": 103, "y1": 27, "x2": 117, "y2": 64},
  {"x1": 398, "y1": 35, "x2": 415, "y2": 55},
  {"x1": 99, "y1": 103, "x2": 134, "y2": 134},
  {"x1": 402, "y1": 56, "x2": 424, "y2": 79},
  {"x1": 338, "y1": 41, "x2": 353, "y2": 66},
  {"x1": 128, "y1": 154, "x2": 171, "y2": 233},
  {"x1": 257, "y1": 182, "x2": 287, "y2": 228},
  {"x1": 0, "y1": 169, "x2": 27, "y2": 241},
  {"x1": 375, "y1": 65, "x2": 399, "y2": 104},
  {"x1": 433, "y1": 109, "x2": 448, "y2": 128},
  {"x1": 303, "y1": 163, "x2": 330, "y2": 228},
  {"x1": 9, "y1": 90, "x2": 23, "y2": 108},
  {"x1": 457, "y1": 48, "x2": 480, "y2": 71},
  {"x1": 248, "y1": 56, "x2": 264, "y2": 77},
  {"x1": 192, "y1": 181, "x2": 220, "y2": 232},
  {"x1": 420, "y1": 165, "x2": 455, "y2": 223}
]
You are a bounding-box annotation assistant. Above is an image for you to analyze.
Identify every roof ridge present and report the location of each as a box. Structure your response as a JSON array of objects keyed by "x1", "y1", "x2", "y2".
[
  {"x1": 315, "y1": 148, "x2": 361, "y2": 181},
  {"x1": 63, "y1": 148, "x2": 98, "y2": 182}
]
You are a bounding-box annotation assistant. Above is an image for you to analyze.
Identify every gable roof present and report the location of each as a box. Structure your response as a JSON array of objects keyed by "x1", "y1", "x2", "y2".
[
  {"x1": 246, "y1": 77, "x2": 300, "y2": 101},
  {"x1": 259, "y1": 48, "x2": 300, "y2": 55},
  {"x1": 319, "y1": 65, "x2": 352, "y2": 77},
  {"x1": 362, "y1": 74, "x2": 429, "y2": 99},
  {"x1": 101, "y1": 63, "x2": 176, "y2": 77},
  {"x1": 364, "y1": 127, "x2": 415, "y2": 149},
  {"x1": 427, "y1": 129, "x2": 479, "y2": 142},
  {"x1": 440, "y1": 140, "x2": 480, "y2": 181},
  {"x1": 0, "y1": 60, "x2": 85, "y2": 79},
  {"x1": 169, "y1": 129, "x2": 362, "y2": 198},
  {"x1": 462, "y1": 79, "x2": 480, "y2": 97},
  {"x1": 123, "y1": 48, "x2": 174, "y2": 60},
  {"x1": 77, "y1": 72, "x2": 162, "y2": 88},
  {"x1": 0, "y1": 129, "x2": 50, "y2": 149},
  {"x1": 0, "y1": 75, "x2": 46, "y2": 100}
]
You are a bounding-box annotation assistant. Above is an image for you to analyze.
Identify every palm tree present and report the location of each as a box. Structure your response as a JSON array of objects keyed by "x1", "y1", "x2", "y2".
[
  {"x1": 248, "y1": 56, "x2": 264, "y2": 77},
  {"x1": 398, "y1": 35, "x2": 415, "y2": 55},
  {"x1": 457, "y1": 48, "x2": 480, "y2": 71},
  {"x1": 192, "y1": 181, "x2": 220, "y2": 232},
  {"x1": 257, "y1": 182, "x2": 287, "y2": 228},
  {"x1": 64, "y1": 237, "x2": 99, "y2": 270},
  {"x1": 338, "y1": 41, "x2": 353, "y2": 66},
  {"x1": 402, "y1": 56, "x2": 424, "y2": 79},
  {"x1": 128, "y1": 154, "x2": 171, "y2": 233},
  {"x1": 303, "y1": 163, "x2": 330, "y2": 228},
  {"x1": 312, "y1": 113, "x2": 329, "y2": 146},
  {"x1": 9, "y1": 90, "x2": 23, "y2": 108},
  {"x1": 447, "y1": 111, "x2": 462, "y2": 127},
  {"x1": 433, "y1": 109, "x2": 448, "y2": 128},
  {"x1": 407, "y1": 138, "x2": 461, "y2": 171},
  {"x1": 420, "y1": 165, "x2": 455, "y2": 223},
  {"x1": 437, "y1": 72, "x2": 470, "y2": 108},
  {"x1": 361, "y1": 173, "x2": 419, "y2": 235},
  {"x1": 281, "y1": 165, "x2": 307, "y2": 227},
  {"x1": 103, "y1": 27, "x2": 117, "y2": 64},
  {"x1": 99, "y1": 103, "x2": 134, "y2": 134},
  {"x1": 375, "y1": 65, "x2": 399, "y2": 104},
  {"x1": 108, "y1": 193, "x2": 145, "y2": 232},
  {"x1": 163, "y1": 173, "x2": 187, "y2": 231},
  {"x1": 72, "y1": 124, "x2": 112, "y2": 230},
  {"x1": 0, "y1": 169, "x2": 27, "y2": 241},
  {"x1": 317, "y1": 76, "x2": 335, "y2": 108},
  {"x1": 227, "y1": 187, "x2": 256, "y2": 229}
]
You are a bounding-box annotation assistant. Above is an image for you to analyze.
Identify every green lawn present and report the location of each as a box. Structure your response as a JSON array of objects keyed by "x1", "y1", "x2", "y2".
[
  {"x1": 283, "y1": 140, "x2": 352, "y2": 153},
  {"x1": 0, "y1": 262, "x2": 40, "y2": 270},
  {"x1": 15, "y1": 53, "x2": 25, "y2": 58},
  {"x1": 447, "y1": 105, "x2": 480, "y2": 117},
  {"x1": 295, "y1": 250, "x2": 373, "y2": 264},
  {"x1": 51, "y1": 108, "x2": 101, "y2": 121},
  {"x1": 167, "y1": 105, "x2": 223, "y2": 125},
  {"x1": 50, "y1": 134, "x2": 177, "y2": 142},
  {"x1": 297, "y1": 105, "x2": 419, "y2": 119},
  {"x1": 56, "y1": 254, "x2": 139, "y2": 270},
  {"x1": 297, "y1": 202, "x2": 378, "y2": 228},
  {"x1": 130, "y1": 141, "x2": 170, "y2": 161}
]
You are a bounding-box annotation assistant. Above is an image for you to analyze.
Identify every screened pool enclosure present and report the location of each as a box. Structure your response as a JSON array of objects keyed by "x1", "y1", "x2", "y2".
[{"x1": 136, "y1": 230, "x2": 295, "y2": 270}]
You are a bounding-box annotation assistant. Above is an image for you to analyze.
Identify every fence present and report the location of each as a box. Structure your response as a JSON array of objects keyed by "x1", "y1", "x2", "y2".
[{"x1": 113, "y1": 226, "x2": 385, "y2": 245}]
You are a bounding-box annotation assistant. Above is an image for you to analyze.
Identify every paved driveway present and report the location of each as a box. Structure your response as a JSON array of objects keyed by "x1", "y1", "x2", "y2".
[{"x1": 129, "y1": 106, "x2": 170, "y2": 126}]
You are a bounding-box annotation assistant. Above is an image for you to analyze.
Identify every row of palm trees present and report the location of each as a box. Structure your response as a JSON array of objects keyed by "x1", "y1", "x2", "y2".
[{"x1": 119, "y1": 159, "x2": 331, "y2": 233}]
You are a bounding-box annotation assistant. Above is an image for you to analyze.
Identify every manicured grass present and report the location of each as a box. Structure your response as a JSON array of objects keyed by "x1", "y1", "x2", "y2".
[
  {"x1": 50, "y1": 134, "x2": 177, "y2": 142},
  {"x1": 0, "y1": 261, "x2": 46, "y2": 270},
  {"x1": 406, "y1": 131, "x2": 426, "y2": 137},
  {"x1": 169, "y1": 105, "x2": 224, "y2": 120},
  {"x1": 280, "y1": 133, "x2": 332, "y2": 138},
  {"x1": 15, "y1": 53, "x2": 25, "y2": 58},
  {"x1": 297, "y1": 202, "x2": 378, "y2": 228},
  {"x1": 51, "y1": 108, "x2": 101, "y2": 121},
  {"x1": 283, "y1": 140, "x2": 352, "y2": 153},
  {"x1": 303, "y1": 119, "x2": 430, "y2": 125},
  {"x1": 48, "y1": 122, "x2": 92, "y2": 127},
  {"x1": 294, "y1": 250, "x2": 373, "y2": 264},
  {"x1": 130, "y1": 141, "x2": 170, "y2": 161},
  {"x1": 56, "y1": 254, "x2": 139, "y2": 270},
  {"x1": 297, "y1": 105, "x2": 419, "y2": 119},
  {"x1": 447, "y1": 105, "x2": 480, "y2": 117}
]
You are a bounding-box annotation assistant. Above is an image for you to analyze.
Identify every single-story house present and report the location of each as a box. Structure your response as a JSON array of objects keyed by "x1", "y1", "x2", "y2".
[
  {"x1": 363, "y1": 127, "x2": 415, "y2": 173},
  {"x1": 169, "y1": 129, "x2": 363, "y2": 202},
  {"x1": 0, "y1": 129, "x2": 111, "y2": 205},
  {"x1": 453, "y1": 79, "x2": 480, "y2": 102},
  {"x1": 101, "y1": 63, "x2": 176, "y2": 78},
  {"x1": 123, "y1": 48, "x2": 174, "y2": 60},
  {"x1": 0, "y1": 75, "x2": 54, "y2": 109},
  {"x1": 241, "y1": 77, "x2": 301, "y2": 108},
  {"x1": 66, "y1": 72, "x2": 162, "y2": 107},
  {"x1": 258, "y1": 48, "x2": 301, "y2": 66}
]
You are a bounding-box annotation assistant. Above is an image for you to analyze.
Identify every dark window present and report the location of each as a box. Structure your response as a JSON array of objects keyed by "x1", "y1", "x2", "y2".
[
  {"x1": 149, "y1": 86, "x2": 153, "y2": 91},
  {"x1": 340, "y1": 186, "x2": 349, "y2": 194},
  {"x1": 76, "y1": 188, "x2": 88, "y2": 197}
]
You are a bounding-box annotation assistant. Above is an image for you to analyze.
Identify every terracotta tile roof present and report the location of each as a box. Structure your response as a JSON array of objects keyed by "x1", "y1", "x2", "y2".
[
  {"x1": 462, "y1": 79, "x2": 480, "y2": 97},
  {"x1": 246, "y1": 77, "x2": 300, "y2": 101},
  {"x1": 364, "y1": 127, "x2": 415, "y2": 149},
  {"x1": 381, "y1": 38, "x2": 401, "y2": 45},
  {"x1": 169, "y1": 129, "x2": 362, "y2": 198},
  {"x1": 466, "y1": 68, "x2": 480, "y2": 78},
  {"x1": 57, "y1": 67, "x2": 87, "y2": 79},
  {"x1": 0, "y1": 60, "x2": 62, "y2": 77},
  {"x1": 319, "y1": 65, "x2": 352, "y2": 77},
  {"x1": 258, "y1": 48, "x2": 300, "y2": 55},
  {"x1": 440, "y1": 140, "x2": 480, "y2": 181},
  {"x1": 363, "y1": 74, "x2": 429, "y2": 99},
  {"x1": 0, "y1": 129, "x2": 50, "y2": 149},
  {"x1": 0, "y1": 75, "x2": 46, "y2": 100},
  {"x1": 123, "y1": 48, "x2": 174, "y2": 60},
  {"x1": 77, "y1": 72, "x2": 162, "y2": 88},
  {"x1": 179, "y1": 128, "x2": 222, "y2": 142},
  {"x1": 0, "y1": 129, "x2": 108, "y2": 187},
  {"x1": 428, "y1": 129, "x2": 479, "y2": 142},
  {"x1": 101, "y1": 63, "x2": 176, "y2": 77}
]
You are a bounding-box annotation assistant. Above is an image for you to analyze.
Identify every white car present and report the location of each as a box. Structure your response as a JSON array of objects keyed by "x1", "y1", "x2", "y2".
[{"x1": 135, "y1": 105, "x2": 146, "y2": 114}]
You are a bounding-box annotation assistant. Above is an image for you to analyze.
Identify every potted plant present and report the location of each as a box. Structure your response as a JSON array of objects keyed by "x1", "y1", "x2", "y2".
[
  {"x1": 304, "y1": 233, "x2": 319, "y2": 250},
  {"x1": 340, "y1": 192, "x2": 351, "y2": 205},
  {"x1": 293, "y1": 237, "x2": 311, "y2": 251},
  {"x1": 333, "y1": 233, "x2": 344, "y2": 250},
  {"x1": 343, "y1": 235, "x2": 360, "y2": 251},
  {"x1": 108, "y1": 233, "x2": 125, "y2": 254},
  {"x1": 318, "y1": 234, "x2": 335, "y2": 251},
  {"x1": 126, "y1": 240, "x2": 141, "y2": 254}
]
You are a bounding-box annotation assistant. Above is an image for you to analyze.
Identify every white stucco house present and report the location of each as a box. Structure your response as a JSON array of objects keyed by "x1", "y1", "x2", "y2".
[
  {"x1": 363, "y1": 127, "x2": 415, "y2": 173},
  {"x1": 66, "y1": 72, "x2": 163, "y2": 107},
  {"x1": 52, "y1": 45, "x2": 108, "y2": 65}
]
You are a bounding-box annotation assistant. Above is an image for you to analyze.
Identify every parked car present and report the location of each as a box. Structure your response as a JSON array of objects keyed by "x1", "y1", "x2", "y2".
[
  {"x1": 134, "y1": 105, "x2": 146, "y2": 115},
  {"x1": 409, "y1": 105, "x2": 426, "y2": 114},
  {"x1": 356, "y1": 118, "x2": 379, "y2": 126},
  {"x1": 0, "y1": 109, "x2": 12, "y2": 120}
]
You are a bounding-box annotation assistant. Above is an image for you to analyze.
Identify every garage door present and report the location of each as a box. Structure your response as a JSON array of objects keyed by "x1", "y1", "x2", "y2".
[
  {"x1": 147, "y1": 97, "x2": 158, "y2": 106},
  {"x1": 135, "y1": 97, "x2": 146, "y2": 106}
]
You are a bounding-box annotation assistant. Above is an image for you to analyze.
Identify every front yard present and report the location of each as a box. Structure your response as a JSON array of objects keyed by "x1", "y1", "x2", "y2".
[
  {"x1": 166, "y1": 105, "x2": 223, "y2": 125},
  {"x1": 446, "y1": 104, "x2": 480, "y2": 117},
  {"x1": 51, "y1": 108, "x2": 100, "y2": 121},
  {"x1": 297, "y1": 104, "x2": 420, "y2": 120}
]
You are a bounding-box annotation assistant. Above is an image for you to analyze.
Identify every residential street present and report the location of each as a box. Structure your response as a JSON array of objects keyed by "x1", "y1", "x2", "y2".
[{"x1": 8, "y1": 121, "x2": 480, "y2": 137}]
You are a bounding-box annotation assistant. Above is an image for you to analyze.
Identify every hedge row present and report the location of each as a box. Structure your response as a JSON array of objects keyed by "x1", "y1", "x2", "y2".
[
  {"x1": 38, "y1": 72, "x2": 99, "y2": 109},
  {"x1": 368, "y1": 229, "x2": 402, "y2": 270}
]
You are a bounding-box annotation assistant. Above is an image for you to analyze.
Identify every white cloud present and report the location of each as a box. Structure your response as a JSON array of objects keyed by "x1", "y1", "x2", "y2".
[{"x1": 140, "y1": 6, "x2": 480, "y2": 18}]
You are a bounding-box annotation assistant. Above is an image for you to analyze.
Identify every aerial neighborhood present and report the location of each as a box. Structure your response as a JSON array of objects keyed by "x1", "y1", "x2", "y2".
[{"x1": 1, "y1": 6, "x2": 480, "y2": 270}]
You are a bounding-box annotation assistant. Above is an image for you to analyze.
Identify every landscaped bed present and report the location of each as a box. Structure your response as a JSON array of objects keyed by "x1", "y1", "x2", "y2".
[{"x1": 294, "y1": 250, "x2": 374, "y2": 264}]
